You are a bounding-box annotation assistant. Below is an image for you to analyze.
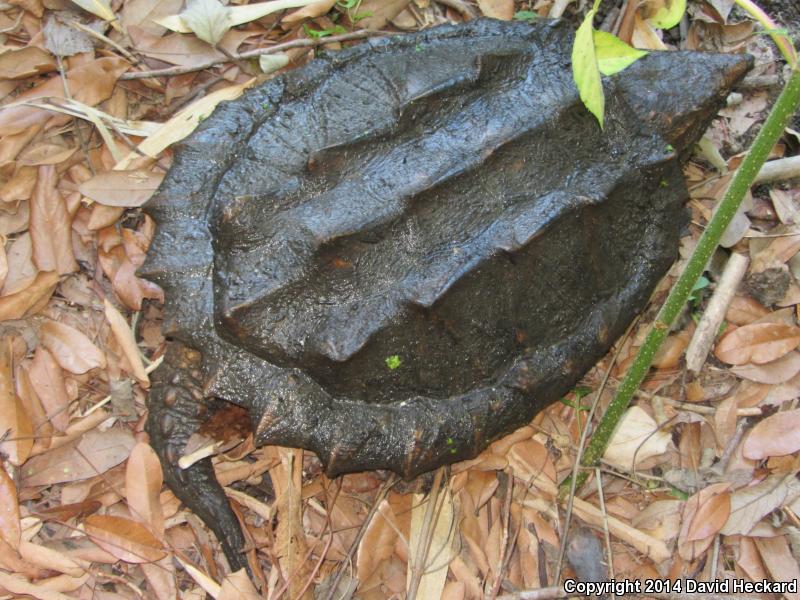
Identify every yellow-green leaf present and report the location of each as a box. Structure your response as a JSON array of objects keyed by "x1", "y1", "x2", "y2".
[
  {"x1": 593, "y1": 30, "x2": 648, "y2": 76},
  {"x1": 650, "y1": 0, "x2": 686, "y2": 29},
  {"x1": 572, "y1": 10, "x2": 604, "y2": 128}
]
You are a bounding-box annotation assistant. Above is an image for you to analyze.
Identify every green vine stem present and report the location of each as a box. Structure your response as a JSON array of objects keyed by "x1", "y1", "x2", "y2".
[{"x1": 559, "y1": 50, "x2": 800, "y2": 498}]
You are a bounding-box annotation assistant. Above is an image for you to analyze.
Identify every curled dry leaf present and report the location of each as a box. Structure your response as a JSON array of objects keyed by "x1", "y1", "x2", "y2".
[
  {"x1": 78, "y1": 170, "x2": 164, "y2": 208},
  {"x1": 0, "y1": 340, "x2": 33, "y2": 465},
  {"x1": 83, "y1": 515, "x2": 167, "y2": 563},
  {"x1": 39, "y1": 320, "x2": 107, "y2": 375},
  {"x1": 731, "y1": 351, "x2": 800, "y2": 384},
  {"x1": 715, "y1": 322, "x2": 800, "y2": 365},
  {"x1": 743, "y1": 408, "x2": 800, "y2": 460},
  {"x1": 30, "y1": 166, "x2": 78, "y2": 276},
  {"x1": 104, "y1": 299, "x2": 149, "y2": 385}
]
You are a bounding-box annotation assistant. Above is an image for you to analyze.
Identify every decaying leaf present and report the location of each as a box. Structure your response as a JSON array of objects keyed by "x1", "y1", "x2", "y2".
[
  {"x1": 0, "y1": 271, "x2": 60, "y2": 322},
  {"x1": 0, "y1": 46, "x2": 56, "y2": 79},
  {"x1": 179, "y1": 0, "x2": 232, "y2": 45},
  {"x1": 731, "y1": 351, "x2": 800, "y2": 384},
  {"x1": 0, "y1": 466, "x2": 21, "y2": 551},
  {"x1": 26, "y1": 346, "x2": 70, "y2": 432},
  {"x1": 125, "y1": 441, "x2": 164, "y2": 536}
]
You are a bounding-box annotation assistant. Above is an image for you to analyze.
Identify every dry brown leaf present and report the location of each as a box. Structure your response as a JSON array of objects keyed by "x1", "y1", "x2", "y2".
[
  {"x1": 21, "y1": 428, "x2": 135, "y2": 486},
  {"x1": 270, "y1": 448, "x2": 310, "y2": 599},
  {"x1": 0, "y1": 270, "x2": 59, "y2": 322},
  {"x1": 0, "y1": 244, "x2": 6, "y2": 291},
  {"x1": 0, "y1": 46, "x2": 56, "y2": 79},
  {"x1": 18, "y1": 143, "x2": 78, "y2": 167},
  {"x1": 685, "y1": 487, "x2": 730, "y2": 541},
  {"x1": 281, "y1": 0, "x2": 336, "y2": 22},
  {"x1": 30, "y1": 166, "x2": 78, "y2": 276},
  {"x1": 357, "y1": 499, "x2": 401, "y2": 586},
  {"x1": 219, "y1": 569, "x2": 261, "y2": 600},
  {"x1": 0, "y1": 57, "x2": 130, "y2": 138},
  {"x1": 0, "y1": 341, "x2": 33, "y2": 466},
  {"x1": 0, "y1": 166, "x2": 38, "y2": 203},
  {"x1": 354, "y1": 0, "x2": 412, "y2": 29},
  {"x1": 103, "y1": 299, "x2": 149, "y2": 384},
  {"x1": 737, "y1": 536, "x2": 769, "y2": 582},
  {"x1": 26, "y1": 346, "x2": 70, "y2": 432},
  {"x1": 678, "y1": 482, "x2": 730, "y2": 561},
  {"x1": 742, "y1": 408, "x2": 800, "y2": 459},
  {"x1": 83, "y1": 515, "x2": 167, "y2": 563},
  {"x1": 477, "y1": 0, "x2": 514, "y2": 19},
  {"x1": 1, "y1": 232, "x2": 37, "y2": 297},
  {"x1": 141, "y1": 556, "x2": 178, "y2": 600},
  {"x1": 754, "y1": 536, "x2": 800, "y2": 600},
  {"x1": 39, "y1": 320, "x2": 107, "y2": 375},
  {"x1": 0, "y1": 466, "x2": 21, "y2": 551},
  {"x1": 715, "y1": 322, "x2": 800, "y2": 365},
  {"x1": 721, "y1": 473, "x2": 800, "y2": 536},
  {"x1": 603, "y1": 406, "x2": 671, "y2": 470},
  {"x1": 731, "y1": 351, "x2": 800, "y2": 384},
  {"x1": 78, "y1": 170, "x2": 164, "y2": 208},
  {"x1": 125, "y1": 441, "x2": 164, "y2": 536},
  {"x1": 0, "y1": 570, "x2": 77, "y2": 600}
]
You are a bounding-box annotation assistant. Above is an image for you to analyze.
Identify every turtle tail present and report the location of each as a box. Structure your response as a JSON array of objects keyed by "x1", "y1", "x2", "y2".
[{"x1": 146, "y1": 342, "x2": 249, "y2": 572}]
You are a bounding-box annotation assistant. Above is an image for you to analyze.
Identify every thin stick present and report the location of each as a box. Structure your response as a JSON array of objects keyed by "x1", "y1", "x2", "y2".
[
  {"x1": 685, "y1": 252, "x2": 749, "y2": 372},
  {"x1": 120, "y1": 30, "x2": 392, "y2": 80},
  {"x1": 594, "y1": 468, "x2": 615, "y2": 588},
  {"x1": 754, "y1": 155, "x2": 800, "y2": 184}
]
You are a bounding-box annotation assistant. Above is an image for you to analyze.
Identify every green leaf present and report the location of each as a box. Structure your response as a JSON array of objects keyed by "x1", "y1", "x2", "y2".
[
  {"x1": 593, "y1": 30, "x2": 648, "y2": 76},
  {"x1": 385, "y1": 355, "x2": 401, "y2": 370},
  {"x1": 650, "y1": 0, "x2": 686, "y2": 29},
  {"x1": 572, "y1": 9, "x2": 604, "y2": 128},
  {"x1": 513, "y1": 10, "x2": 537, "y2": 21}
]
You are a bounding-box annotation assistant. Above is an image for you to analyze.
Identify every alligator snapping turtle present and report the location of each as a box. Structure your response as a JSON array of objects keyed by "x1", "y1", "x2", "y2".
[{"x1": 141, "y1": 18, "x2": 750, "y2": 570}]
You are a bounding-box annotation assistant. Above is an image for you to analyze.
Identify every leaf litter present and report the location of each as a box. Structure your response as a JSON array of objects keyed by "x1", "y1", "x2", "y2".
[{"x1": 0, "y1": 0, "x2": 799, "y2": 598}]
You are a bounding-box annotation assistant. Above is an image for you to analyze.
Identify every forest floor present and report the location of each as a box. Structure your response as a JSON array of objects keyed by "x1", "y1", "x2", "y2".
[{"x1": 0, "y1": 0, "x2": 799, "y2": 599}]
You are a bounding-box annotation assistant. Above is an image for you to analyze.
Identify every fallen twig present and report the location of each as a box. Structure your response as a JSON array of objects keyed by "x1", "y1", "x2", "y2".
[
  {"x1": 754, "y1": 154, "x2": 800, "y2": 184},
  {"x1": 120, "y1": 30, "x2": 393, "y2": 80},
  {"x1": 685, "y1": 252, "x2": 749, "y2": 373}
]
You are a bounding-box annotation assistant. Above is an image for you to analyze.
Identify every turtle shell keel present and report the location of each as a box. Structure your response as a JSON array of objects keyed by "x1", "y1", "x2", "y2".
[{"x1": 141, "y1": 18, "x2": 751, "y2": 571}]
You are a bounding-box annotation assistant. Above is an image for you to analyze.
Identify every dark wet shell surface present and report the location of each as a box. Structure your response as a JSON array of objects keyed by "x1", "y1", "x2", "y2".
[{"x1": 141, "y1": 18, "x2": 751, "y2": 571}]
